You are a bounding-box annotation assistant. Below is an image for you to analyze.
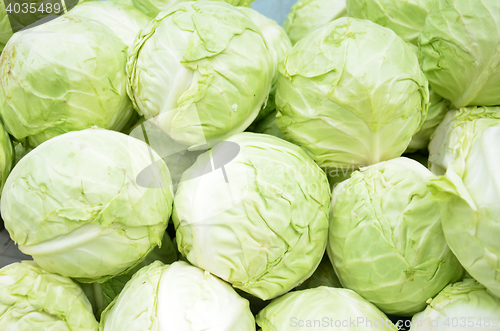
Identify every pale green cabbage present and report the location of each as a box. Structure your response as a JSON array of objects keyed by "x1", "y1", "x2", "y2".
[
  {"x1": 276, "y1": 17, "x2": 429, "y2": 171},
  {"x1": 428, "y1": 107, "x2": 500, "y2": 175},
  {"x1": 1, "y1": 128, "x2": 173, "y2": 283},
  {"x1": 100, "y1": 261, "x2": 255, "y2": 331},
  {"x1": 410, "y1": 278, "x2": 500, "y2": 331},
  {"x1": 327, "y1": 157, "x2": 463, "y2": 315},
  {"x1": 173, "y1": 132, "x2": 331, "y2": 300},
  {"x1": 0, "y1": 15, "x2": 134, "y2": 148},
  {"x1": 0, "y1": 261, "x2": 99, "y2": 331},
  {"x1": 347, "y1": 0, "x2": 436, "y2": 44},
  {"x1": 256, "y1": 287, "x2": 398, "y2": 331},
  {"x1": 127, "y1": 1, "x2": 273, "y2": 147},
  {"x1": 68, "y1": 1, "x2": 150, "y2": 47},
  {"x1": 428, "y1": 107, "x2": 500, "y2": 299},
  {"x1": 283, "y1": 0, "x2": 347, "y2": 45},
  {"x1": 419, "y1": 0, "x2": 500, "y2": 108}
]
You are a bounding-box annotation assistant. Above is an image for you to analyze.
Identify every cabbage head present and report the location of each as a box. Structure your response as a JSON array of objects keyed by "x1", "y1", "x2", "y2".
[
  {"x1": 256, "y1": 287, "x2": 398, "y2": 331},
  {"x1": 410, "y1": 278, "x2": 500, "y2": 331},
  {"x1": 99, "y1": 261, "x2": 255, "y2": 331},
  {"x1": 327, "y1": 157, "x2": 463, "y2": 315},
  {"x1": 0, "y1": 15, "x2": 133, "y2": 148},
  {"x1": 428, "y1": 107, "x2": 500, "y2": 298},
  {"x1": 276, "y1": 17, "x2": 429, "y2": 171},
  {"x1": 173, "y1": 132, "x2": 331, "y2": 300},
  {"x1": 347, "y1": 0, "x2": 436, "y2": 44},
  {"x1": 419, "y1": 0, "x2": 500, "y2": 108},
  {"x1": 0, "y1": 261, "x2": 98, "y2": 331},
  {"x1": 283, "y1": 0, "x2": 347, "y2": 45},
  {"x1": 428, "y1": 107, "x2": 500, "y2": 175},
  {"x1": 127, "y1": 1, "x2": 273, "y2": 147},
  {"x1": 1, "y1": 128, "x2": 173, "y2": 283},
  {"x1": 68, "y1": 1, "x2": 150, "y2": 47}
]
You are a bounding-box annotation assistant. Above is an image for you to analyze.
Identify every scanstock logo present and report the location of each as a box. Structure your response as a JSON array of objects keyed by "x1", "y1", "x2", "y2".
[{"x1": 3, "y1": 0, "x2": 81, "y2": 34}]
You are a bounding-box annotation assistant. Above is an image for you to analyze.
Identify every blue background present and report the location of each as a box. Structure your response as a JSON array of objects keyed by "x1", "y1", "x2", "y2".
[{"x1": 252, "y1": 0, "x2": 298, "y2": 25}]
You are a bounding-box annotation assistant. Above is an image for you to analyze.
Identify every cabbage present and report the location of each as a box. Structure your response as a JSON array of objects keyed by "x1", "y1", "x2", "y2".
[
  {"x1": 0, "y1": 15, "x2": 134, "y2": 148},
  {"x1": 173, "y1": 132, "x2": 331, "y2": 300},
  {"x1": 1, "y1": 128, "x2": 173, "y2": 283},
  {"x1": 429, "y1": 106, "x2": 500, "y2": 298},
  {"x1": 276, "y1": 17, "x2": 429, "y2": 171},
  {"x1": 0, "y1": 261, "x2": 98, "y2": 331},
  {"x1": 410, "y1": 278, "x2": 500, "y2": 331},
  {"x1": 328, "y1": 157, "x2": 463, "y2": 315},
  {"x1": 99, "y1": 261, "x2": 255, "y2": 331},
  {"x1": 419, "y1": 0, "x2": 500, "y2": 108},
  {"x1": 256, "y1": 287, "x2": 398, "y2": 330},
  {"x1": 127, "y1": 1, "x2": 273, "y2": 147}
]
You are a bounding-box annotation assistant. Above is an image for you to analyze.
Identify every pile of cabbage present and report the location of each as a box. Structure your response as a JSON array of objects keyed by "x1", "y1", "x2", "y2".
[{"x1": 0, "y1": 0, "x2": 499, "y2": 330}]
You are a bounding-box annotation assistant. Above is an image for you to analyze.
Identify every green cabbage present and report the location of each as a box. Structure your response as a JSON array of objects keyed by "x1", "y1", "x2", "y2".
[
  {"x1": 1, "y1": 128, "x2": 173, "y2": 283},
  {"x1": 410, "y1": 278, "x2": 500, "y2": 331},
  {"x1": 0, "y1": 15, "x2": 134, "y2": 148},
  {"x1": 276, "y1": 17, "x2": 429, "y2": 171},
  {"x1": 419, "y1": 0, "x2": 500, "y2": 108},
  {"x1": 127, "y1": 1, "x2": 273, "y2": 147},
  {"x1": 173, "y1": 132, "x2": 331, "y2": 300},
  {"x1": 257, "y1": 287, "x2": 398, "y2": 330},
  {"x1": 428, "y1": 106, "x2": 500, "y2": 298},
  {"x1": 0, "y1": 261, "x2": 98, "y2": 331},
  {"x1": 99, "y1": 261, "x2": 255, "y2": 331},
  {"x1": 327, "y1": 157, "x2": 463, "y2": 315}
]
